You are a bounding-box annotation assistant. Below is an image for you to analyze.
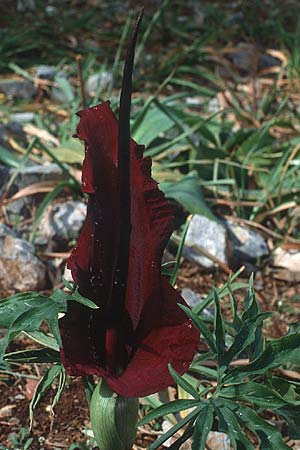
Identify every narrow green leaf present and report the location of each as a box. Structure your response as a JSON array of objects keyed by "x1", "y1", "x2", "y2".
[
  {"x1": 52, "y1": 366, "x2": 66, "y2": 411},
  {"x1": 70, "y1": 289, "x2": 99, "y2": 309},
  {"x1": 221, "y1": 399, "x2": 291, "y2": 450},
  {"x1": 213, "y1": 289, "x2": 225, "y2": 365},
  {"x1": 224, "y1": 333, "x2": 300, "y2": 383},
  {"x1": 220, "y1": 381, "x2": 300, "y2": 409},
  {"x1": 170, "y1": 218, "x2": 191, "y2": 286},
  {"x1": 168, "y1": 364, "x2": 199, "y2": 399},
  {"x1": 216, "y1": 402, "x2": 254, "y2": 450},
  {"x1": 192, "y1": 403, "x2": 214, "y2": 450},
  {"x1": 148, "y1": 406, "x2": 203, "y2": 450},
  {"x1": 223, "y1": 312, "x2": 271, "y2": 366},
  {"x1": 189, "y1": 364, "x2": 218, "y2": 380},
  {"x1": 29, "y1": 364, "x2": 63, "y2": 428},
  {"x1": 0, "y1": 144, "x2": 21, "y2": 167},
  {"x1": 179, "y1": 304, "x2": 216, "y2": 354},
  {"x1": 138, "y1": 399, "x2": 200, "y2": 427},
  {"x1": 24, "y1": 331, "x2": 59, "y2": 351},
  {"x1": 4, "y1": 348, "x2": 60, "y2": 364}
]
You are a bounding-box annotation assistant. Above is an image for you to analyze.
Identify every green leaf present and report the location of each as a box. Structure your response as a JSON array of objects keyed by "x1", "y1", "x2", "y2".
[
  {"x1": 220, "y1": 399, "x2": 291, "y2": 450},
  {"x1": 168, "y1": 364, "x2": 199, "y2": 399},
  {"x1": 52, "y1": 365, "x2": 67, "y2": 411},
  {"x1": 213, "y1": 289, "x2": 225, "y2": 365},
  {"x1": 138, "y1": 399, "x2": 200, "y2": 427},
  {"x1": 220, "y1": 381, "x2": 300, "y2": 409},
  {"x1": 148, "y1": 406, "x2": 203, "y2": 450},
  {"x1": 160, "y1": 174, "x2": 215, "y2": 218},
  {"x1": 215, "y1": 402, "x2": 255, "y2": 450},
  {"x1": 170, "y1": 218, "x2": 190, "y2": 286},
  {"x1": 24, "y1": 331, "x2": 59, "y2": 351},
  {"x1": 179, "y1": 304, "x2": 217, "y2": 354},
  {"x1": 287, "y1": 322, "x2": 300, "y2": 335},
  {"x1": 0, "y1": 292, "x2": 67, "y2": 361},
  {"x1": 54, "y1": 75, "x2": 74, "y2": 102},
  {"x1": 29, "y1": 364, "x2": 64, "y2": 428},
  {"x1": 132, "y1": 103, "x2": 174, "y2": 146},
  {"x1": 192, "y1": 403, "x2": 214, "y2": 450},
  {"x1": 70, "y1": 289, "x2": 99, "y2": 309},
  {"x1": 0, "y1": 144, "x2": 21, "y2": 168},
  {"x1": 4, "y1": 348, "x2": 60, "y2": 364},
  {"x1": 276, "y1": 405, "x2": 300, "y2": 439},
  {"x1": 223, "y1": 312, "x2": 271, "y2": 366},
  {"x1": 189, "y1": 364, "x2": 218, "y2": 380},
  {"x1": 55, "y1": 138, "x2": 84, "y2": 163},
  {"x1": 270, "y1": 376, "x2": 300, "y2": 403},
  {"x1": 224, "y1": 333, "x2": 300, "y2": 383},
  {"x1": 51, "y1": 288, "x2": 99, "y2": 310}
]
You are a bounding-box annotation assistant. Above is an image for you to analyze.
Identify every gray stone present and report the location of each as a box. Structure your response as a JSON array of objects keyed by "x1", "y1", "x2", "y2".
[
  {"x1": 232, "y1": 45, "x2": 256, "y2": 72},
  {"x1": 86, "y1": 72, "x2": 112, "y2": 97},
  {"x1": 12, "y1": 163, "x2": 64, "y2": 189},
  {"x1": 36, "y1": 65, "x2": 56, "y2": 80},
  {"x1": 259, "y1": 54, "x2": 281, "y2": 69},
  {"x1": 227, "y1": 11, "x2": 244, "y2": 26},
  {"x1": 181, "y1": 288, "x2": 202, "y2": 308},
  {"x1": 0, "y1": 224, "x2": 46, "y2": 296},
  {"x1": 36, "y1": 201, "x2": 86, "y2": 250},
  {"x1": 232, "y1": 44, "x2": 281, "y2": 73},
  {"x1": 17, "y1": 0, "x2": 35, "y2": 11},
  {"x1": 181, "y1": 287, "x2": 214, "y2": 318},
  {"x1": 10, "y1": 112, "x2": 35, "y2": 123},
  {"x1": 0, "y1": 122, "x2": 27, "y2": 150},
  {"x1": 183, "y1": 215, "x2": 227, "y2": 269},
  {"x1": 225, "y1": 220, "x2": 269, "y2": 270},
  {"x1": 0, "y1": 78, "x2": 35, "y2": 100}
]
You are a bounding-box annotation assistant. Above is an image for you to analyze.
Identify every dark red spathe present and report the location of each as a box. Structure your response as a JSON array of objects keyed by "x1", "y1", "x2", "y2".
[{"x1": 59, "y1": 102, "x2": 198, "y2": 397}]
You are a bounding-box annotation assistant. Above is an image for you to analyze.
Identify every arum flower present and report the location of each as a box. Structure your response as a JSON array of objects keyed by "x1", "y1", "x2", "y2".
[{"x1": 59, "y1": 12, "x2": 198, "y2": 398}]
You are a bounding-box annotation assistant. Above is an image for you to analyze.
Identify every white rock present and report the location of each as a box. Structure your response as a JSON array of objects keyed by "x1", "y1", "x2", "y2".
[{"x1": 183, "y1": 215, "x2": 227, "y2": 269}]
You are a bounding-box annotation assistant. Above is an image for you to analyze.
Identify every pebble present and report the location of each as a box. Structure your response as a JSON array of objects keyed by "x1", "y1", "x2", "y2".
[
  {"x1": 183, "y1": 215, "x2": 228, "y2": 270},
  {"x1": 36, "y1": 200, "x2": 86, "y2": 250},
  {"x1": 0, "y1": 78, "x2": 35, "y2": 100},
  {"x1": 36, "y1": 65, "x2": 56, "y2": 80},
  {"x1": 225, "y1": 220, "x2": 269, "y2": 270},
  {"x1": 86, "y1": 71, "x2": 112, "y2": 97},
  {"x1": 0, "y1": 224, "x2": 46, "y2": 296}
]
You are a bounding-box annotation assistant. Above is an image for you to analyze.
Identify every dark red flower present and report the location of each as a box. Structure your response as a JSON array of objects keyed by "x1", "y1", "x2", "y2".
[{"x1": 59, "y1": 13, "x2": 198, "y2": 397}]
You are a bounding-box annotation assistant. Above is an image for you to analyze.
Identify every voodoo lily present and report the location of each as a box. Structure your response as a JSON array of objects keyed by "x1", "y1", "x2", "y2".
[{"x1": 59, "y1": 13, "x2": 198, "y2": 398}]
